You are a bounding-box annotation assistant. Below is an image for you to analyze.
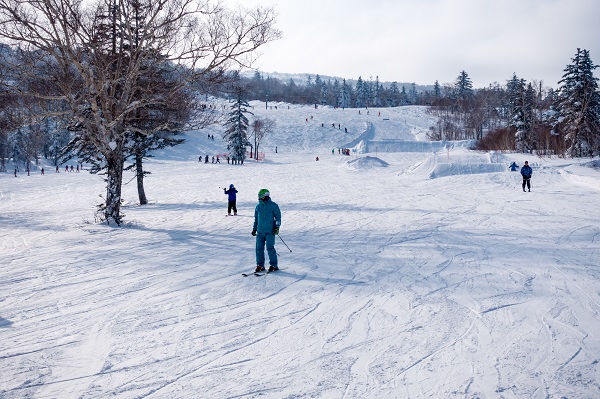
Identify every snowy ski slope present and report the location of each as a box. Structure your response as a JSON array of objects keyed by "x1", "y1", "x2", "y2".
[{"x1": 1, "y1": 103, "x2": 600, "y2": 399}]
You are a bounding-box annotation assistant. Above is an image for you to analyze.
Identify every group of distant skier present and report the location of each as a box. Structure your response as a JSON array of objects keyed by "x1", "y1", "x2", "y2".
[
  {"x1": 200, "y1": 155, "x2": 244, "y2": 164},
  {"x1": 12, "y1": 163, "x2": 82, "y2": 177}
]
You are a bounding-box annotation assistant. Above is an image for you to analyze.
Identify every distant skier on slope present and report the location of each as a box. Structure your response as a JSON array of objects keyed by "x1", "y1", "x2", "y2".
[
  {"x1": 224, "y1": 184, "x2": 238, "y2": 216},
  {"x1": 251, "y1": 189, "x2": 281, "y2": 273},
  {"x1": 520, "y1": 161, "x2": 532, "y2": 192}
]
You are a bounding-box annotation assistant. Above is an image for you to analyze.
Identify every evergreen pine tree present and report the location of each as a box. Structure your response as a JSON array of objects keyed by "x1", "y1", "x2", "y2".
[
  {"x1": 455, "y1": 70, "x2": 474, "y2": 101},
  {"x1": 388, "y1": 82, "x2": 400, "y2": 107},
  {"x1": 365, "y1": 78, "x2": 373, "y2": 107},
  {"x1": 505, "y1": 73, "x2": 521, "y2": 121},
  {"x1": 553, "y1": 48, "x2": 600, "y2": 157},
  {"x1": 332, "y1": 79, "x2": 340, "y2": 107},
  {"x1": 355, "y1": 77, "x2": 365, "y2": 108},
  {"x1": 340, "y1": 79, "x2": 351, "y2": 109},
  {"x1": 320, "y1": 83, "x2": 328, "y2": 106},
  {"x1": 433, "y1": 80, "x2": 441, "y2": 98},
  {"x1": 409, "y1": 83, "x2": 418, "y2": 105},
  {"x1": 314, "y1": 74, "x2": 322, "y2": 87},
  {"x1": 373, "y1": 76, "x2": 381, "y2": 107},
  {"x1": 223, "y1": 87, "x2": 253, "y2": 164},
  {"x1": 400, "y1": 86, "x2": 408, "y2": 106},
  {"x1": 507, "y1": 74, "x2": 529, "y2": 151},
  {"x1": 523, "y1": 83, "x2": 537, "y2": 151}
]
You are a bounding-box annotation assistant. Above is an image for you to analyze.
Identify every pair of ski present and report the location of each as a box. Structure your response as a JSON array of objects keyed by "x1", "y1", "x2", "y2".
[{"x1": 242, "y1": 268, "x2": 280, "y2": 277}]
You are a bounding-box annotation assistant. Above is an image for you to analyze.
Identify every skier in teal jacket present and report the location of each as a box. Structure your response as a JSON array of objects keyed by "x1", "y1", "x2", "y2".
[{"x1": 252, "y1": 189, "x2": 281, "y2": 272}]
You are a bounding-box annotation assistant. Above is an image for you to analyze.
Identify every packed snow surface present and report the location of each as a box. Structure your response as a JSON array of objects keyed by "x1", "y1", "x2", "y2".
[{"x1": 2, "y1": 103, "x2": 600, "y2": 399}]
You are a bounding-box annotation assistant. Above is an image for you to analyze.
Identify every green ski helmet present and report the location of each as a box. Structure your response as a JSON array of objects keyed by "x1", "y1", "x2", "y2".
[{"x1": 258, "y1": 189, "x2": 270, "y2": 199}]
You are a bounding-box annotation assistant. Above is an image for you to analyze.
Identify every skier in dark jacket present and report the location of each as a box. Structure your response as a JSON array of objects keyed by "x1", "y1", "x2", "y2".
[
  {"x1": 224, "y1": 184, "x2": 238, "y2": 216},
  {"x1": 520, "y1": 161, "x2": 532, "y2": 192},
  {"x1": 251, "y1": 189, "x2": 281, "y2": 272}
]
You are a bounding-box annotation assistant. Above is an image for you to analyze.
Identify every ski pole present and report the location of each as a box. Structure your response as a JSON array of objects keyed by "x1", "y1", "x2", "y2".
[{"x1": 278, "y1": 235, "x2": 292, "y2": 252}]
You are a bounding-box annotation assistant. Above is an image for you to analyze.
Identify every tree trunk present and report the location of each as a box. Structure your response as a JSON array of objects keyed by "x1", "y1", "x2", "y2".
[
  {"x1": 104, "y1": 148, "x2": 125, "y2": 225},
  {"x1": 135, "y1": 152, "x2": 148, "y2": 205}
]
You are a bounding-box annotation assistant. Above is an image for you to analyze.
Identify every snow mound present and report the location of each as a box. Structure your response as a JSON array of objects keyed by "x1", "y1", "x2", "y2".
[
  {"x1": 429, "y1": 163, "x2": 505, "y2": 179},
  {"x1": 560, "y1": 160, "x2": 600, "y2": 191},
  {"x1": 587, "y1": 159, "x2": 600, "y2": 170},
  {"x1": 345, "y1": 156, "x2": 389, "y2": 170}
]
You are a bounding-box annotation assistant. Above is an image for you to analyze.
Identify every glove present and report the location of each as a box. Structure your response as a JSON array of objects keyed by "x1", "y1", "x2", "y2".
[
  {"x1": 273, "y1": 227, "x2": 279, "y2": 235},
  {"x1": 251, "y1": 230, "x2": 257, "y2": 236}
]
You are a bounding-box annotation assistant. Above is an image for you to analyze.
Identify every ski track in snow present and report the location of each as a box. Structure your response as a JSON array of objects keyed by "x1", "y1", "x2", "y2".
[{"x1": 1, "y1": 103, "x2": 600, "y2": 398}]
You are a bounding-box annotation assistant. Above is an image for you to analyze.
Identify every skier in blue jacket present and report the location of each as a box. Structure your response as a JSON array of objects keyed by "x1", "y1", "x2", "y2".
[
  {"x1": 224, "y1": 184, "x2": 238, "y2": 215},
  {"x1": 520, "y1": 161, "x2": 532, "y2": 192},
  {"x1": 252, "y1": 189, "x2": 281, "y2": 272}
]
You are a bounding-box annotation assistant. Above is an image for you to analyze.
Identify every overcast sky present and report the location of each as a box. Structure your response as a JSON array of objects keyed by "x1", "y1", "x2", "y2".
[{"x1": 225, "y1": 0, "x2": 600, "y2": 88}]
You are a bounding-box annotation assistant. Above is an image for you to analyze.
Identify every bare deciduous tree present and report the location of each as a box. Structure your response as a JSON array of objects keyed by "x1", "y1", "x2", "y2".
[
  {"x1": 251, "y1": 117, "x2": 275, "y2": 159},
  {"x1": 0, "y1": 0, "x2": 280, "y2": 224}
]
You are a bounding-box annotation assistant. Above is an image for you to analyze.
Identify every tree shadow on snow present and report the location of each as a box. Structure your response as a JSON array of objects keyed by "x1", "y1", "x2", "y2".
[
  {"x1": 123, "y1": 200, "x2": 223, "y2": 212},
  {"x1": 0, "y1": 317, "x2": 13, "y2": 328}
]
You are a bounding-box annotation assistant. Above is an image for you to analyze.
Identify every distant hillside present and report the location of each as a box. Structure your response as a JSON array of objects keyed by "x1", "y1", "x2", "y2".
[{"x1": 241, "y1": 70, "x2": 434, "y2": 92}]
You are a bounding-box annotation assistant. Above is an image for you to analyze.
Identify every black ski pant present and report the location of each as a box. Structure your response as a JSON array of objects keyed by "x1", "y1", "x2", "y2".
[
  {"x1": 522, "y1": 177, "x2": 531, "y2": 191},
  {"x1": 228, "y1": 201, "x2": 237, "y2": 215}
]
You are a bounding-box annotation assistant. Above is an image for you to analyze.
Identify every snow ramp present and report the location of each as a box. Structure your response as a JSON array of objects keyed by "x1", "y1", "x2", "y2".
[
  {"x1": 359, "y1": 139, "x2": 475, "y2": 154},
  {"x1": 341, "y1": 122, "x2": 374, "y2": 149},
  {"x1": 429, "y1": 163, "x2": 506, "y2": 179},
  {"x1": 403, "y1": 148, "x2": 507, "y2": 179}
]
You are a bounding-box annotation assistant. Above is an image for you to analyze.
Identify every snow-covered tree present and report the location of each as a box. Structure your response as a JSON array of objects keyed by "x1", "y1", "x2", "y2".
[
  {"x1": 224, "y1": 87, "x2": 253, "y2": 164},
  {"x1": 314, "y1": 74, "x2": 322, "y2": 88},
  {"x1": 552, "y1": 48, "x2": 600, "y2": 157},
  {"x1": 355, "y1": 77, "x2": 366, "y2": 108},
  {"x1": 454, "y1": 70, "x2": 474, "y2": 102},
  {"x1": 372, "y1": 76, "x2": 381, "y2": 107},
  {"x1": 409, "y1": 83, "x2": 418, "y2": 105},
  {"x1": 507, "y1": 74, "x2": 529, "y2": 151},
  {"x1": 433, "y1": 80, "x2": 441, "y2": 98},
  {"x1": 523, "y1": 83, "x2": 537, "y2": 150},
  {"x1": 319, "y1": 84, "x2": 328, "y2": 106},
  {"x1": 387, "y1": 82, "x2": 400, "y2": 107},
  {"x1": 364, "y1": 78, "x2": 373, "y2": 107},
  {"x1": 331, "y1": 79, "x2": 340, "y2": 107},
  {"x1": 400, "y1": 86, "x2": 409, "y2": 106},
  {"x1": 512, "y1": 82, "x2": 537, "y2": 153},
  {"x1": 340, "y1": 79, "x2": 351, "y2": 109}
]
